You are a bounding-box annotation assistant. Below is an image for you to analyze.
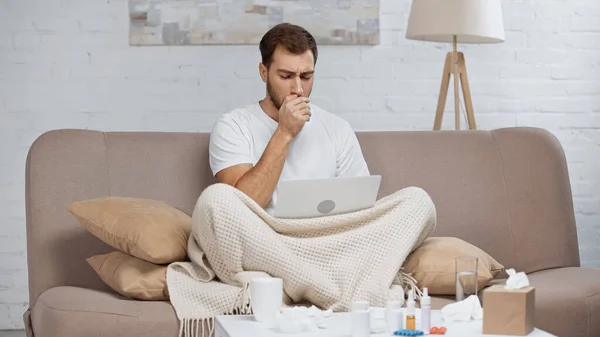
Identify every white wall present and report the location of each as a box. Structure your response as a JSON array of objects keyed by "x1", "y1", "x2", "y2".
[{"x1": 1, "y1": 0, "x2": 599, "y2": 330}]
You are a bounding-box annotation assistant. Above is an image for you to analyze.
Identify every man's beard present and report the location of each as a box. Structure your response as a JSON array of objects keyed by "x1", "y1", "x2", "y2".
[
  {"x1": 266, "y1": 80, "x2": 283, "y2": 110},
  {"x1": 266, "y1": 79, "x2": 311, "y2": 110}
]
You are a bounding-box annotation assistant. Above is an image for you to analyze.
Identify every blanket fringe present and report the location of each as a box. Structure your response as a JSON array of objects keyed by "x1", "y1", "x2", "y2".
[
  {"x1": 232, "y1": 280, "x2": 253, "y2": 315},
  {"x1": 179, "y1": 317, "x2": 214, "y2": 337},
  {"x1": 177, "y1": 282, "x2": 252, "y2": 337},
  {"x1": 398, "y1": 269, "x2": 423, "y2": 300}
]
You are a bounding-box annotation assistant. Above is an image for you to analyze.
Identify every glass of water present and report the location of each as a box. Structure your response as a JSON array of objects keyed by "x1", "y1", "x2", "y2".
[{"x1": 455, "y1": 257, "x2": 478, "y2": 302}]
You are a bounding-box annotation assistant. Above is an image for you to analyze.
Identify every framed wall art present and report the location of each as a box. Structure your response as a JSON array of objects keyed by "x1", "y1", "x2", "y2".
[{"x1": 129, "y1": 0, "x2": 380, "y2": 45}]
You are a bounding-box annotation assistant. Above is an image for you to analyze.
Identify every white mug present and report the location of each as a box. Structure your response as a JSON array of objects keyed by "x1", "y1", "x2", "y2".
[{"x1": 250, "y1": 277, "x2": 283, "y2": 328}]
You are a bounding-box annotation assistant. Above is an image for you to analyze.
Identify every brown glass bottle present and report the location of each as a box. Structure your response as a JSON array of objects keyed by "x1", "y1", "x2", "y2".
[
  {"x1": 405, "y1": 288, "x2": 416, "y2": 330},
  {"x1": 406, "y1": 314, "x2": 416, "y2": 330}
]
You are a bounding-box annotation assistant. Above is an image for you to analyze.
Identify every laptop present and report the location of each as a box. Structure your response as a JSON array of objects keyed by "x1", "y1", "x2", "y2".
[{"x1": 271, "y1": 175, "x2": 382, "y2": 219}]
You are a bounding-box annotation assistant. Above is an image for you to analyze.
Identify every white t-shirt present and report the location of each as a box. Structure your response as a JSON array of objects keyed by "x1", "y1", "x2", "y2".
[{"x1": 209, "y1": 101, "x2": 370, "y2": 214}]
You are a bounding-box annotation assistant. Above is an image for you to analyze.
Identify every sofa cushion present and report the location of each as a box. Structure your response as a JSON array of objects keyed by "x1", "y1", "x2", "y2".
[
  {"x1": 66, "y1": 197, "x2": 192, "y2": 264},
  {"x1": 402, "y1": 237, "x2": 504, "y2": 295},
  {"x1": 87, "y1": 251, "x2": 169, "y2": 301},
  {"x1": 526, "y1": 267, "x2": 600, "y2": 337},
  {"x1": 30, "y1": 286, "x2": 187, "y2": 337}
]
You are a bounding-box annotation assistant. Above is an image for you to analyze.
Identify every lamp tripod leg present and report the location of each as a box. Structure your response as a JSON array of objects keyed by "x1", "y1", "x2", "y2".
[
  {"x1": 453, "y1": 36, "x2": 460, "y2": 130},
  {"x1": 433, "y1": 51, "x2": 477, "y2": 131},
  {"x1": 433, "y1": 54, "x2": 452, "y2": 131},
  {"x1": 459, "y1": 53, "x2": 476, "y2": 130}
]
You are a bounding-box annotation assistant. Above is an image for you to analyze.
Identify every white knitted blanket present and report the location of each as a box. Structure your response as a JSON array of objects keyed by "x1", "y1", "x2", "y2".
[{"x1": 166, "y1": 183, "x2": 436, "y2": 337}]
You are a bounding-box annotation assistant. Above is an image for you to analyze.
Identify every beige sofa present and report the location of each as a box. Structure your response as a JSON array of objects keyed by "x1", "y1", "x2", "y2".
[{"x1": 22, "y1": 127, "x2": 599, "y2": 337}]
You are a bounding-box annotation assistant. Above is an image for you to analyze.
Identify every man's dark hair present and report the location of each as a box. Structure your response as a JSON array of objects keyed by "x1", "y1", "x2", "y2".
[{"x1": 259, "y1": 23, "x2": 318, "y2": 69}]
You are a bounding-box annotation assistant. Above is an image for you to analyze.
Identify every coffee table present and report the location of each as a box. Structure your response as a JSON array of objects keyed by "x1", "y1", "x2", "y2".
[{"x1": 215, "y1": 308, "x2": 556, "y2": 337}]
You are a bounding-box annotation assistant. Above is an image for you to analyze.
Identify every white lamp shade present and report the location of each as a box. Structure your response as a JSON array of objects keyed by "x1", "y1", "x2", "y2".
[{"x1": 405, "y1": 0, "x2": 505, "y2": 44}]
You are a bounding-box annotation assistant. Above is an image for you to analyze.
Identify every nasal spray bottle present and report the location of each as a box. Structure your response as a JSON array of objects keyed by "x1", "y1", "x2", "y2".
[
  {"x1": 405, "y1": 288, "x2": 416, "y2": 330},
  {"x1": 421, "y1": 287, "x2": 431, "y2": 332}
]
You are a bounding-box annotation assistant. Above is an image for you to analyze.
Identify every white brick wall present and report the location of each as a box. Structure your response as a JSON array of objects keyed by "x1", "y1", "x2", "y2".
[{"x1": 1, "y1": 0, "x2": 599, "y2": 330}]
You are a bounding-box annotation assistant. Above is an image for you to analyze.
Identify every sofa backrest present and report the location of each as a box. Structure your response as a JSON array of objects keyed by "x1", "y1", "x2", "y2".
[{"x1": 24, "y1": 127, "x2": 580, "y2": 305}]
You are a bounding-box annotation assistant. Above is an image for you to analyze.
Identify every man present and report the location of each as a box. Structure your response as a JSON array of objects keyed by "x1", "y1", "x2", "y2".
[
  {"x1": 168, "y1": 24, "x2": 436, "y2": 322},
  {"x1": 209, "y1": 23, "x2": 370, "y2": 214}
]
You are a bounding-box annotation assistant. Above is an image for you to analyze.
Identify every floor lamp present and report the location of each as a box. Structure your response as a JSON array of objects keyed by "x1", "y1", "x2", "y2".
[{"x1": 405, "y1": 0, "x2": 505, "y2": 130}]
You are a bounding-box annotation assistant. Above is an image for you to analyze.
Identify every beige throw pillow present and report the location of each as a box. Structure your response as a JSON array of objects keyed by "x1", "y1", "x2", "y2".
[
  {"x1": 67, "y1": 197, "x2": 191, "y2": 264},
  {"x1": 402, "y1": 237, "x2": 504, "y2": 295},
  {"x1": 87, "y1": 251, "x2": 168, "y2": 301}
]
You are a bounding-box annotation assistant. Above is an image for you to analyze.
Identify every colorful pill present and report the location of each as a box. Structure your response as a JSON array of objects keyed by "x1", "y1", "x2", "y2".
[{"x1": 393, "y1": 329, "x2": 424, "y2": 336}]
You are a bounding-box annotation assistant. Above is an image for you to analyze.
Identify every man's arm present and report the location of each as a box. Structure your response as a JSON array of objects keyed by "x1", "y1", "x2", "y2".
[
  {"x1": 216, "y1": 128, "x2": 293, "y2": 208},
  {"x1": 211, "y1": 95, "x2": 310, "y2": 208}
]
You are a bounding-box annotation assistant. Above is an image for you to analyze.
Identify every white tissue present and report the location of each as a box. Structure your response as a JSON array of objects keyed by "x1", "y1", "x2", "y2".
[
  {"x1": 504, "y1": 268, "x2": 530, "y2": 290},
  {"x1": 441, "y1": 295, "x2": 483, "y2": 322},
  {"x1": 272, "y1": 305, "x2": 333, "y2": 333}
]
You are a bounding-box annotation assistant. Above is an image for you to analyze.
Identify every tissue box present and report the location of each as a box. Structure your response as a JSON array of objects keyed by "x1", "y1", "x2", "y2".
[{"x1": 482, "y1": 285, "x2": 535, "y2": 335}]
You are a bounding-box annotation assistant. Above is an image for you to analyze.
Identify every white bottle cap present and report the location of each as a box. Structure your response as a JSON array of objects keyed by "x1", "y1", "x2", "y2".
[
  {"x1": 352, "y1": 300, "x2": 369, "y2": 312},
  {"x1": 421, "y1": 287, "x2": 431, "y2": 306},
  {"x1": 406, "y1": 288, "x2": 415, "y2": 315}
]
